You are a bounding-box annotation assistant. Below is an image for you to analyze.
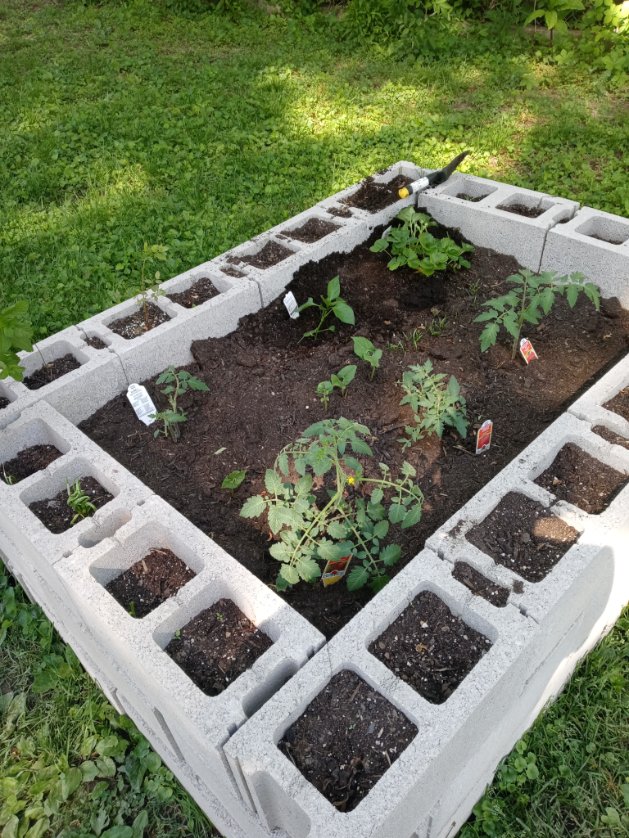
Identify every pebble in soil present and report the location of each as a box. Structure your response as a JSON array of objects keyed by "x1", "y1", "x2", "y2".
[
  {"x1": 108, "y1": 302, "x2": 170, "y2": 339},
  {"x1": 278, "y1": 670, "x2": 417, "y2": 812},
  {"x1": 28, "y1": 476, "x2": 113, "y2": 534},
  {"x1": 165, "y1": 598, "x2": 272, "y2": 696},
  {"x1": 370, "y1": 591, "x2": 492, "y2": 704},
  {"x1": 452, "y1": 562, "x2": 510, "y2": 607},
  {"x1": 465, "y1": 492, "x2": 580, "y2": 583},
  {"x1": 604, "y1": 387, "x2": 629, "y2": 423},
  {"x1": 1, "y1": 445, "x2": 63, "y2": 485},
  {"x1": 105, "y1": 548, "x2": 196, "y2": 618},
  {"x1": 23, "y1": 354, "x2": 81, "y2": 390}
]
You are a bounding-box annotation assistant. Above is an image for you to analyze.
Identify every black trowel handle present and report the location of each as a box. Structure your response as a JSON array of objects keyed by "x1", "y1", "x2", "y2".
[{"x1": 397, "y1": 151, "x2": 470, "y2": 199}]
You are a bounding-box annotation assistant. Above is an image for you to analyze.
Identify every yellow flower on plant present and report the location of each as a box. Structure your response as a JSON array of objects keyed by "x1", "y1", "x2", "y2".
[{"x1": 347, "y1": 476, "x2": 356, "y2": 486}]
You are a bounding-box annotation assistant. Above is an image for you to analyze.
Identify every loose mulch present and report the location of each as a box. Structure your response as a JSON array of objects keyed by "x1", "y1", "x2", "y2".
[
  {"x1": 85, "y1": 336, "x2": 108, "y2": 350},
  {"x1": 534, "y1": 442, "x2": 628, "y2": 515},
  {"x1": 79, "y1": 219, "x2": 629, "y2": 638},
  {"x1": 592, "y1": 425, "x2": 629, "y2": 450},
  {"x1": 28, "y1": 476, "x2": 113, "y2": 534},
  {"x1": 286, "y1": 218, "x2": 340, "y2": 243},
  {"x1": 23, "y1": 354, "x2": 81, "y2": 390},
  {"x1": 499, "y1": 204, "x2": 545, "y2": 219},
  {"x1": 1, "y1": 444, "x2": 63, "y2": 485},
  {"x1": 604, "y1": 387, "x2": 629, "y2": 422},
  {"x1": 452, "y1": 561, "x2": 509, "y2": 607},
  {"x1": 165, "y1": 597, "x2": 272, "y2": 696},
  {"x1": 241, "y1": 241, "x2": 293, "y2": 269},
  {"x1": 342, "y1": 174, "x2": 413, "y2": 213},
  {"x1": 109, "y1": 302, "x2": 170, "y2": 339},
  {"x1": 370, "y1": 591, "x2": 492, "y2": 704},
  {"x1": 465, "y1": 492, "x2": 580, "y2": 583},
  {"x1": 167, "y1": 277, "x2": 219, "y2": 308},
  {"x1": 105, "y1": 547, "x2": 195, "y2": 618},
  {"x1": 278, "y1": 670, "x2": 417, "y2": 812}
]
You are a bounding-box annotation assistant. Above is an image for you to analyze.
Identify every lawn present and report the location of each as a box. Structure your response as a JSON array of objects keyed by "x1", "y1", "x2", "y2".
[{"x1": 0, "y1": 1, "x2": 628, "y2": 836}]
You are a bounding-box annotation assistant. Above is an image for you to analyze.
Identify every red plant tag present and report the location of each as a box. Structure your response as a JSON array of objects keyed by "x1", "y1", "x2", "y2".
[
  {"x1": 519, "y1": 337, "x2": 538, "y2": 364},
  {"x1": 322, "y1": 555, "x2": 352, "y2": 587},
  {"x1": 475, "y1": 420, "x2": 493, "y2": 455}
]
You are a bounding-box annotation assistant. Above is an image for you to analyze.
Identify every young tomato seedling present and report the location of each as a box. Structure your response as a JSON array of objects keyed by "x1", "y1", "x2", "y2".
[
  {"x1": 152, "y1": 367, "x2": 209, "y2": 441},
  {"x1": 298, "y1": 275, "x2": 355, "y2": 340},
  {"x1": 352, "y1": 336, "x2": 382, "y2": 378},
  {"x1": 316, "y1": 364, "x2": 357, "y2": 410},
  {"x1": 399, "y1": 360, "x2": 468, "y2": 448}
]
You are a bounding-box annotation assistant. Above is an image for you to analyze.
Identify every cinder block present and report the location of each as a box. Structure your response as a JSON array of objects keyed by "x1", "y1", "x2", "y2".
[
  {"x1": 418, "y1": 173, "x2": 578, "y2": 272},
  {"x1": 541, "y1": 206, "x2": 629, "y2": 305},
  {"x1": 569, "y1": 351, "x2": 629, "y2": 438}
]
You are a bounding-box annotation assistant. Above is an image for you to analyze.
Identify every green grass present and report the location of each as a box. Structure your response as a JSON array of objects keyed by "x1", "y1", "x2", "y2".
[{"x1": 0, "y1": 1, "x2": 628, "y2": 836}]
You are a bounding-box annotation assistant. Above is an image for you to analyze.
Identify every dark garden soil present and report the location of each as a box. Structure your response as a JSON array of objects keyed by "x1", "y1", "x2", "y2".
[
  {"x1": 457, "y1": 193, "x2": 485, "y2": 202},
  {"x1": 105, "y1": 547, "x2": 195, "y2": 618},
  {"x1": 499, "y1": 204, "x2": 545, "y2": 219},
  {"x1": 0, "y1": 397, "x2": 11, "y2": 411},
  {"x1": 278, "y1": 670, "x2": 417, "y2": 811},
  {"x1": 452, "y1": 561, "x2": 510, "y2": 607},
  {"x1": 29, "y1": 476, "x2": 113, "y2": 534},
  {"x1": 221, "y1": 266, "x2": 246, "y2": 278},
  {"x1": 286, "y1": 218, "x2": 340, "y2": 243},
  {"x1": 593, "y1": 425, "x2": 629, "y2": 450},
  {"x1": 165, "y1": 598, "x2": 273, "y2": 696},
  {"x1": 342, "y1": 175, "x2": 413, "y2": 213},
  {"x1": 1, "y1": 444, "x2": 63, "y2": 485},
  {"x1": 109, "y1": 303, "x2": 170, "y2": 339},
  {"x1": 167, "y1": 277, "x2": 219, "y2": 308},
  {"x1": 23, "y1": 354, "x2": 81, "y2": 390},
  {"x1": 241, "y1": 241, "x2": 293, "y2": 269},
  {"x1": 465, "y1": 492, "x2": 580, "y2": 583},
  {"x1": 370, "y1": 591, "x2": 492, "y2": 703},
  {"x1": 80, "y1": 221, "x2": 629, "y2": 638},
  {"x1": 327, "y1": 206, "x2": 353, "y2": 218},
  {"x1": 85, "y1": 336, "x2": 107, "y2": 350},
  {"x1": 534, "y1": 442, "x2": 628, "y2": 515},
  {"x1": 604, "y1": 387, "x2": 629, "y2": 422}
]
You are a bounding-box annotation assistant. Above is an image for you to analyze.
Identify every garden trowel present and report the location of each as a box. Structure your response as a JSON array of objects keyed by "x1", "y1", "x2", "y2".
[{"x1": 397, "y1": 151, "x2": 470, "y2": 199}]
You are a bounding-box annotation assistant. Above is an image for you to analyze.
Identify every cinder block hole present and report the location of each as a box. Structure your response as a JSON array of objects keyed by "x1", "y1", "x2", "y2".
[
  {"x1": 369, "y1": 591, "x2": 492, "y2": 704},
  {"x1": 220, "y1": 265, "x2": 247, "y2": 278},
  {"x1": 496, "y1": 196, "x2": 545, "y2": 219},
  {"x1": 79, "y1": 510, "x2": 132, "y2": 548},
  {"x1": 283, "y1": 217, "x2": 340, "y2": 243},
  {"x1": 446, "y1": 178, "x2": 496, "y2": 202},
  {"x1": 22, "y1": 348, "x2": 85, "y2": 391},
  {"x1": 452, "y1": 562, "x2": 509, "y2": 607},
  {"x1": 0, "y1": 382, "x2": 16, "y2": 410},
  {"x1": 107, "y1": 302, "x2": 171, "y2": 340},
  {"x1": 465, "y1": 492, "x2": 579, "y2": 582},
  {"x1": 152, "y1": 707, "x2": 185, "y2": 763},
  {"x1": 26, "y1": 475, "x2": 114, "y2": 534},
  {"x1": 575, "y1": 216, "x2": 629, "y2": 245},
  {"x1": 533, "y1": 443, "x2": 629, "y2": 515},
  {"x1": 1, "y1": 444, "x2": 64, "y2": 486},
  {"x1": 83, "y1": 333, "x2": 110, "y2": 350},
  {"x1": 239, "y1": 239, "x2": 296, "y2": 270},
  {"x1": 278, "y1": 670, "x2": 418, "y2": 812},
  {"x1": 604, "y1": 386, "x2": 629, "y2": 423},
  {"x1": 341, "y1": 172, "x2": 415, "y2": 213},
  {"x1": 242, "y1": 660, "x2": 298, "y2": 719},
  {"x1": 592, "y1": 425, "x2": 629, "y2": 451},
  {"x1": 165, "y1": 276, "x2": 220, "y2": 309},
  {"x1": 164, "y1": 598, "x2": 273, "y2": 697}
]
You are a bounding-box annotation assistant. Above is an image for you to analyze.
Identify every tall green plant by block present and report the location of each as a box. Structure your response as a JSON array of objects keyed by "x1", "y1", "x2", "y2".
[
  {"x1": 475, "y1": 269, "x2": 601, "y2": 360},
  {"x1": 399, "y1": 360, "x2": 468, "y2": 448},
  {"x1": 525, "y1": 0, "x2": 584, "y2": 44},
  {"x1": 0, "y1": 301, "x2": 33, "y2": 382},
  {"x1": 240, "y1": 418, "x2": 423, "y2": 593}
]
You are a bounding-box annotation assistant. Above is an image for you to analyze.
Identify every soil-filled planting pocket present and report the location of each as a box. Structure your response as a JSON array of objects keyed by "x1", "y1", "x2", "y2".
[
  {"x1": 105, "y1": 547, "x2": 196, "y2": 618},
  {"x1": 534, "y1": 443, "x2": 629, "y2": 515},
  {"x1": 23, "y1": 354, "x2": 81, "y2": 390},
  {"x1": 342, "y1": 175, "x2": 412, "y2": 213},
  {"x1": 164, "y1": 598, "x2": 272, "y2": 696},
  {"x1": 278, "y1": 670, "x2": 417, "y2": 812},
  {"x1": 369, "y1": 591, "x2": 492, "y2": 704},
  {"x1": 498, "y1": 203, "x2": 545, "y2": 219},
  {"x1": 286, "y1": 218, "x2": 340, "y2": 243},
  {"x1": 452, "y1": 562, "x2": 510, "y2": 607},
  {"x1": 108, "y1": 303, "x2": 170, "y2": 339},
  {"x1": 167, "y1": 277, "x2": 219, "y2": 308},
  {"x1": 0, "y1": 397, "x2": 10, "y2": 410},
  {"x1": 1, "y1": 445, "x2": 63, "y2": 485},
  {"x1": 28, "y1": 476, "x2": 113, "y2": 534},
  {"x1": 241, "y1": 241, "x2": 293, "y2": 269},
  {"x1": 465, "y1": 492, "x2": 579, "y2": 583},
  {"x1": 592, "y1": 426, "x2": 629, "y2": 450},
  {"x1": 604, "y1": 387, "x2": 629, "y2": 423}
]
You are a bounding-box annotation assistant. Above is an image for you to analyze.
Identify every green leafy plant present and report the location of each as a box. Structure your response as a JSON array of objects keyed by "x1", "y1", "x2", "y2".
[
  {"x1": 66, "y1": 480, "x2": 96, "y2": 525},
  {"x1": 0, "y1": 301, "x2": 33, "y2": 382},
  {"x1": 475, "y1": 269, "x2": 601, "y2": 359},
  {"x1": 316, "y1": 364, "x2": 356, "y2": 410},
  {"x1": 370, "y1": 207, "x2": 474, "y2": 278},
  {"x1": 298, "y1": 275, "x2": 355, "y2": 340},
  {"x1": 427, "y1": 313, "x2": 448, "y2": 337},
  {"x1": 151, "y1": 367, "x2": 209, "y2": 441},
  {"x1": 399, "y1": 360, "x2": 468, "y2": 448},
  {"x1": 240, "y1": 418, "x2": 423, "y2": 593},
  {"x1": 2, "y1": 466, "x2": 15, "y2": 485},
  {"x1": 352, "y1": 336, "x2": 382, "y2": 378},
  {"x1": 525, "y1": 0, "x2": 584, "y2": 44},
  {"x1": 221, "y1": 469, "x2": 247, "y2": 490},
  {"x1": 138, "y1": 243, "x2": 168, "y2": 331}
]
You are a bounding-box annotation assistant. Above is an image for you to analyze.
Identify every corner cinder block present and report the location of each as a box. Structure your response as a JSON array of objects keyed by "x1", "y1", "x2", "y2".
[
  {"x1": 226, "y1": 550, "x2": 537, "y2": 838},
  {"x1": 418, "y1": 173, "x2": 578, "y2": 272},
  {"x1": 568, "y1": 350, "x2": 629, "y2": 439},
  {"x1": 541, "y1": 206, "x2": 629, "y2": 305}
]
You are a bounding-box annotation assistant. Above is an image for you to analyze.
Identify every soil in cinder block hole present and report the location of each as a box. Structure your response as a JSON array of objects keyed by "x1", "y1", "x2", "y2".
[
  {"x1": 466, "y1": 492, "x2": 580, "y2": 583},
  {"x1": 592, "y1": 425, "x2": 629, "y2": 450},
  {"x1": 604, "y1": 387, "x2": 629, "y2": 423},
  {"x1": 78, "y1": 217, "x2": 629, "y2": 639},
  {"x1": 108, "y1": 303, "x2": 170, "y2": 339},
  {"x1": 221, "y1": 266, "x2": 246, "y2": 278},
  {"x1": 456, "y1": 193, "x2": 486, "y2": 203},
  {"x1": 286, "y1": 218, "x2": 340, "y2": 243},
  {"x1": 278, "y1": 670, "x2": 417, "y2": 812},
  {"x1": 0, "y1": 397, "x2": 10, "y2": 410},
  {"x1": 327, "y1": 206, "x2": 353, "y2": 218},
  {"x1": 342, "y1": 174, "x2": 413, "y2": 213},
  {"x1": 534, "y1": 443, "x2": 629, "y2": 515},
  {"x1": 105, "y1": 548, "x2": 195, "y2": 618},
  {"x1": 23, "y1": 354, "x2": 81, "y2": 390},
  {"x1": 28, "y1": 476, "x2": 113, "y2": 534},
  {"x1": 499, "y1": 203, "x2": 545, "y2": 219},
  {"x1": 1, "y1": 445, "x2": 63, "y2": 485},
  {"x1": 167, "y1": 277, "x2": 219, "y2": 308},
  {"x1": 84, "y1": 336, "x2": 107, "y2": 350},
  {"x1": 370, "y1": 591, "x2": 492, "y2": 704},
  {"x1": 165, "y1": 598, "x2": 272, "y2": 695},
  {"x1": 241, "y1": 241, "x2": 293, "y2": 269},
  {"x1": 452, "y1": 562, "x2": 510, "y2": 607}
]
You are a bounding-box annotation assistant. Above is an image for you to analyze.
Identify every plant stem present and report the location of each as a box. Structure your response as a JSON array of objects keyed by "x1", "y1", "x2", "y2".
[{"x1": 512, "y1": 271, "x2": 530, "y2": 360}]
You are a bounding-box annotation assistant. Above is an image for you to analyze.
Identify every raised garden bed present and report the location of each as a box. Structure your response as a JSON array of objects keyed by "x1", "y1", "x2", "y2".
[
  {"x1": 1, "y1": 443, "x2": 62, "y2": 484},
  {"x1": 23, "y1": 353, "x2": 81, "y2": 389},
  {"x1": 28, "y1": 475, "x2": 113, "y2": 534}
]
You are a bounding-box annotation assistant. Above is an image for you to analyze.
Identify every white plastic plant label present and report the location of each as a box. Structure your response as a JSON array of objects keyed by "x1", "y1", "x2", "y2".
[
  {"x1": 126, "y1": 383, "x2": 157, "y2": 426},
  {"x1": 283, "y1": 291, "x2": 300, "y2": 319}
]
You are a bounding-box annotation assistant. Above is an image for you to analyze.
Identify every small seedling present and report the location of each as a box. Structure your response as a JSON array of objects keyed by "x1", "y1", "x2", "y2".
[
  {"x1": 352, "y1": 336, "x2": 382, "y2": 378},
  {"x1": 298, "y1": 275, "x2": 355, "y2": 340},
  {"x1": 152, "y1": 367, "x2": 209, "y2": 441},
  {"x1": 386, "y1": 327, "x2": 424, "y2": 353},
  {"x1": 128, "y1": 601, "x2": 137, "y2": 618},
  {"x1": 316, "y1": 365, "x2": 356, "y2": 410},
  {"x1": 475, "y1": 269, "x2": 601, "y2": 359},
  {"x1": 0, "y1": 300, "x2": 33, "y2": 382},
  {"x1": 2, "y1": 466, "x2": 15, "y2": 485},
  {"x1": 399, "y1": 360, "x2": 468, "y2": 448},
  {"x1": 138, "y1": 243, "x2": 168, "y2": 331},
  {"x1": 222, "y1": 470, "x2": 247, "y2": 490},
  {"x1": 215, "y1": 611, "x2": 225, "y2": 623},
  {"x1": 66, "y1": 479, "x2": 96, "y2": 524},
  {"x1": 428, "y1": 314, "x2": 448, "y2": 337}
]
